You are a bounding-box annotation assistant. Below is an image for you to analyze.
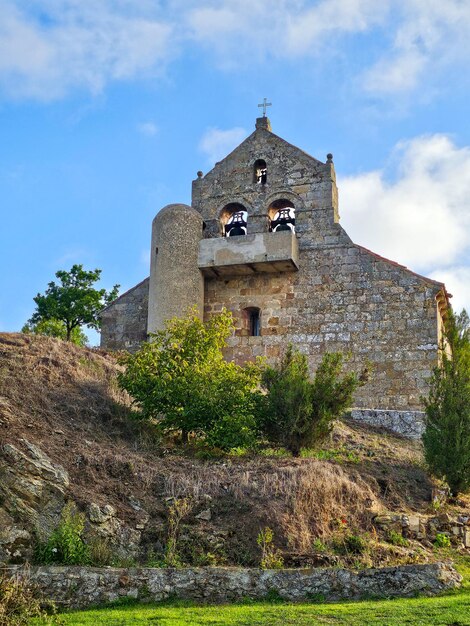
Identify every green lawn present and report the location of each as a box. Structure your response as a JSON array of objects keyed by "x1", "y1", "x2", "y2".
[{"x1": 43, "y1": 591, "x2": 470, "y2": 626}]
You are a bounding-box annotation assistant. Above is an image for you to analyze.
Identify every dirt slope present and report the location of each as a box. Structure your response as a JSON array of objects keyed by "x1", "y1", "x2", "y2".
[{"x1": 0, "y1": 332, "x2": 467, "y2": 568}]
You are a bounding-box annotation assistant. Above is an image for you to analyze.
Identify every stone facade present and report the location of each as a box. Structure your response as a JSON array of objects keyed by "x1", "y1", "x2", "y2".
[
  {"x1": 100, "y1": 278, "x2": 149, "y2": 353},
  {"x1": 5, "y1": 563, "x2": 462, "y2": 609},
  {"x1": 101, "y1": 117, "x2": 450, "y2": 416}
]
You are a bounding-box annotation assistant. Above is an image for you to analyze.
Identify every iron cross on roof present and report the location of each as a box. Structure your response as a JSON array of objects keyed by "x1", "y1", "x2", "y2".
[{"x1": 258, "y1": 98, "x2": 272, "y2": 117}]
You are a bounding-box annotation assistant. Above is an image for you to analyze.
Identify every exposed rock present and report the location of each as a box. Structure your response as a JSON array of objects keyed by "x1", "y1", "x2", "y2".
[
  {"x1": 87, "y1": 503, "x2": 141, "y2": 561},
  {"x1": 0, "y1": 439, "x2": 69, "y2": 562},
  {"x1": 88, "y1": 503, "x2": 115, "y2": 524},
  {"x1": 374, "y1": 510, "x2": 470, "y2": 548},
  {"x1": 196, "y1": 509, "x2": 212, "y2": 521}
]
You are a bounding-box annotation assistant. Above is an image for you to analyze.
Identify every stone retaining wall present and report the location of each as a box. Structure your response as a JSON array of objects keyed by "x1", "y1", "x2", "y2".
[
  {"x1": 5, "y1": 563, "x2": 461, "y2": 609},
  {"x1": 350, "y1": 409, "x2": 425, "y2": 439}
]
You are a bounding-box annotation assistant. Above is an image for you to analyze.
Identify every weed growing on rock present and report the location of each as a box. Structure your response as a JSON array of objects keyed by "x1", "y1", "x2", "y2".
[
  {"x1": 34, "y1": 502, "x2": 90, "y2": 566},
  {"x1": 333, "y1": 533, "x2": 368, "y2": 556},
  {"x1": 257, "y1": 527, "x2": 284, "y2": 569},
  {"x1": 434, "y1": 533, "x2": 451, "y2": 548},
  {"x1": 165, "y1": 498, "x2": 193, "y2": 567},
  {"x1": 386, "y1": 530, "x2": 410, "y2": 547}
]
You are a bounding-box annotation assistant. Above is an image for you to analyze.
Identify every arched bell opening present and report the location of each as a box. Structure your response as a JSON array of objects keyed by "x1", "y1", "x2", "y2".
[
  {"x1": 268, "y1": 199, "x2": 295, "y2": 232},
  {"x1": 221, "y1": 203, "x2": 248, "y2": 237},
  {"x1": 254, "y1": 159, "x2": 267, "y2": 185}
]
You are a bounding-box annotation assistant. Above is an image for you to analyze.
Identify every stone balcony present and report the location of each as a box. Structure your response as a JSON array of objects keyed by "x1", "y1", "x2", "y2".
[{"x1": 198, "y1": 230, "x2": 299, "y2": 277}]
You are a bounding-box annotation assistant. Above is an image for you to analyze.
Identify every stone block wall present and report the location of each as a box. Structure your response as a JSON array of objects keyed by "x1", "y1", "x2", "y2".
[
  {"x1": 192, "y1": 123, "x2": 340, "y2": 238},
  {"x1": 5, "y1": 563, "x2": 462, "y2": 609},
  {"x1": 100, "y1": 278, "x2": 149, "y2": 353},
  {"x1": 205, "y1": 243, "x2": 441, "y2": 412},
  {"x1": 350, "y1": 409, "x2": 426, "y2": 439}
]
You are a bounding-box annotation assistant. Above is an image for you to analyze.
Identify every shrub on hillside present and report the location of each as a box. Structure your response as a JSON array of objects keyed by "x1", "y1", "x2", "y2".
[
  {"x1": 259, "y1": 346, "x2": 368, "y2": 456},
  {"x1": 422, "y1": 309, "x2": 470, "y2": 496},
  {"x1": 22, "y1": 318, "x2": 88, "y2": 346},
  {"x1": 34, "y1": 502, "x2": 90, "y2": 566},
  {"x1": 118, "y1": 308, "x2": 262, "y2": 449}
]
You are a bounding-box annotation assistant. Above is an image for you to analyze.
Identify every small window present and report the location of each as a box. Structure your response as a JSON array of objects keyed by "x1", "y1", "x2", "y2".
[
  {"x1": 244, "y1": 307, "x2": 261, "y2": 336},
  {"x1": 254, "y1": 159, "x2": 267, "y2": 185}
]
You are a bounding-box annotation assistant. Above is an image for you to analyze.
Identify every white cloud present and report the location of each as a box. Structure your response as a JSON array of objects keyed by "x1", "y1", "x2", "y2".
[
  {"x1": 363, "y1": 0, "x2": 470, "y2": 94},
  {"x1": 0, "y1": 1, "x2": 174, "y2": 100},
  {"x1": 137, "y1": 122, "x2": 158, "y2": 136},
  {"x1": 1, "y1": 0, "x2": 469, "y2": 101},
  {"x1": 340, "y1": 134, "x2": 470, "y2": 308},
  {"x1": 429, "y1": 267, "x2": 470, "y2": 314},
  {"x1": 199, "y1": 127, "x2": 247, "y2": 165},
  {"x1": 186, "y1": 0, "x2": 388, "y2": 62}
]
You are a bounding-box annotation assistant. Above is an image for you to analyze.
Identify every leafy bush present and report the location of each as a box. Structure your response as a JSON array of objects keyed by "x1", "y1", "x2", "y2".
[
  {"x1": 260, "y1": 346, "x2": 367, "y2": 456},
  {"x1": 0, "y1": 570, "x2": 61, "y2": 625},
  {"x1": 422, "y1": 309, "x2": 470, "y2": 496},
  {"x1": 434, "y1": 532, "x2": 451, "y2": 548},
  {"x1": 257, "y1": 527, "x2": 284, "y2": 569},
  {"x1": 118, "y1": 308, "x2": 262, "y2": 449},
  {"x1": 386, "y1": 530, "x2": 409, "y2": 547},
  {"x1": 333, "y1": 533, "x2": 368, "y2": 555},
  {"x1": 22, "y1": 318, "x2": 88, "y2": 346},
  {"x1": 34, "y1": 502, "x2": 90, "y2": 565}
]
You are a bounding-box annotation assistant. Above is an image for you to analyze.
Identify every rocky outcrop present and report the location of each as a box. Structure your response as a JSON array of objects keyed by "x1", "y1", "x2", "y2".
[
  {"x1": 0, "y1": 440, "x2": 69, "y2": 563},
  {"x1": 5, "y1": 563, "x2": 462, "y2": 609},
  {"x1": 86, "y1": 503, "x2": 142, "y2": 561},
  {"x1": 374, "y1": 512, "x2": 470, "y2": 548}
]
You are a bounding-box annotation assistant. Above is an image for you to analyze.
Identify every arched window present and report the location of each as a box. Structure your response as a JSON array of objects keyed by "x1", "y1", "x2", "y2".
[
  {"x1": 244, "y1": 307, "x2": 261, "y2": 336},
  {"x1": 221, "y1": 203, "x2": 248, "y2": 237},
  {"x1": 268, "y1": 199, "x2": 295, "y2": 232},
  {"x1": 254, "y1": 159, "x2": 267, "y2": 185}
]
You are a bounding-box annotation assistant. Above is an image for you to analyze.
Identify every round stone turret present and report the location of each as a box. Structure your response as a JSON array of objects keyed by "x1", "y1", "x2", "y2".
[{"x1": 147, "y1": 203, "x2": 204, "y2": 334}]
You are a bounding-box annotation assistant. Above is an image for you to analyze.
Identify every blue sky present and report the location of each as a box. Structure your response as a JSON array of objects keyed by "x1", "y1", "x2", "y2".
[{"x1": 1, "y1": 0, "x2": 470, "y2": 344}]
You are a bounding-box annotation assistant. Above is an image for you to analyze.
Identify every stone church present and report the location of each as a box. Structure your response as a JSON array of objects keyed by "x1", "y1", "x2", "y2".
[{"x1": 101, "y1": 115, "x2": 450, "y2": 437}]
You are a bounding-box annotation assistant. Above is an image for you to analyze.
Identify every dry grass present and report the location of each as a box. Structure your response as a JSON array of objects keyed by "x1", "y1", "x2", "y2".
[
  {"x1": 2, "y1": 332, "x2": 463, "y2": 568},
  {"x1": 164, "y1": 459, "x2": 379, "y2": 553}
]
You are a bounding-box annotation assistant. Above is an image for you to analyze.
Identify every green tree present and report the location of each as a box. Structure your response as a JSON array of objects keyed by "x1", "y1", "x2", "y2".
[
  {"x1": 260, "y1": 346, "x2": 367, "y2": 456},
  {"x1": 422, "y1": 310, "x2": 470, "y2": 496},
  {"x1": 22, "y1": 318, "x2": 88, "y2": 346},
  {"x1": 118, "y1": 308, "x2": 262, "y2": 449},
  {"x1": 26, "y1": 264, "x2": 119, "y2": 341}
]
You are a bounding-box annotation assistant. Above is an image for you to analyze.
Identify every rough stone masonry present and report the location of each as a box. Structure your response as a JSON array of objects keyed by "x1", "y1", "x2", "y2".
[
  {"x1": 100, "y1": 116, "x2": 451, "y2": 436},
  {"x1": 5, "y1": 563, "x2": 462, "y2": 609}
]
